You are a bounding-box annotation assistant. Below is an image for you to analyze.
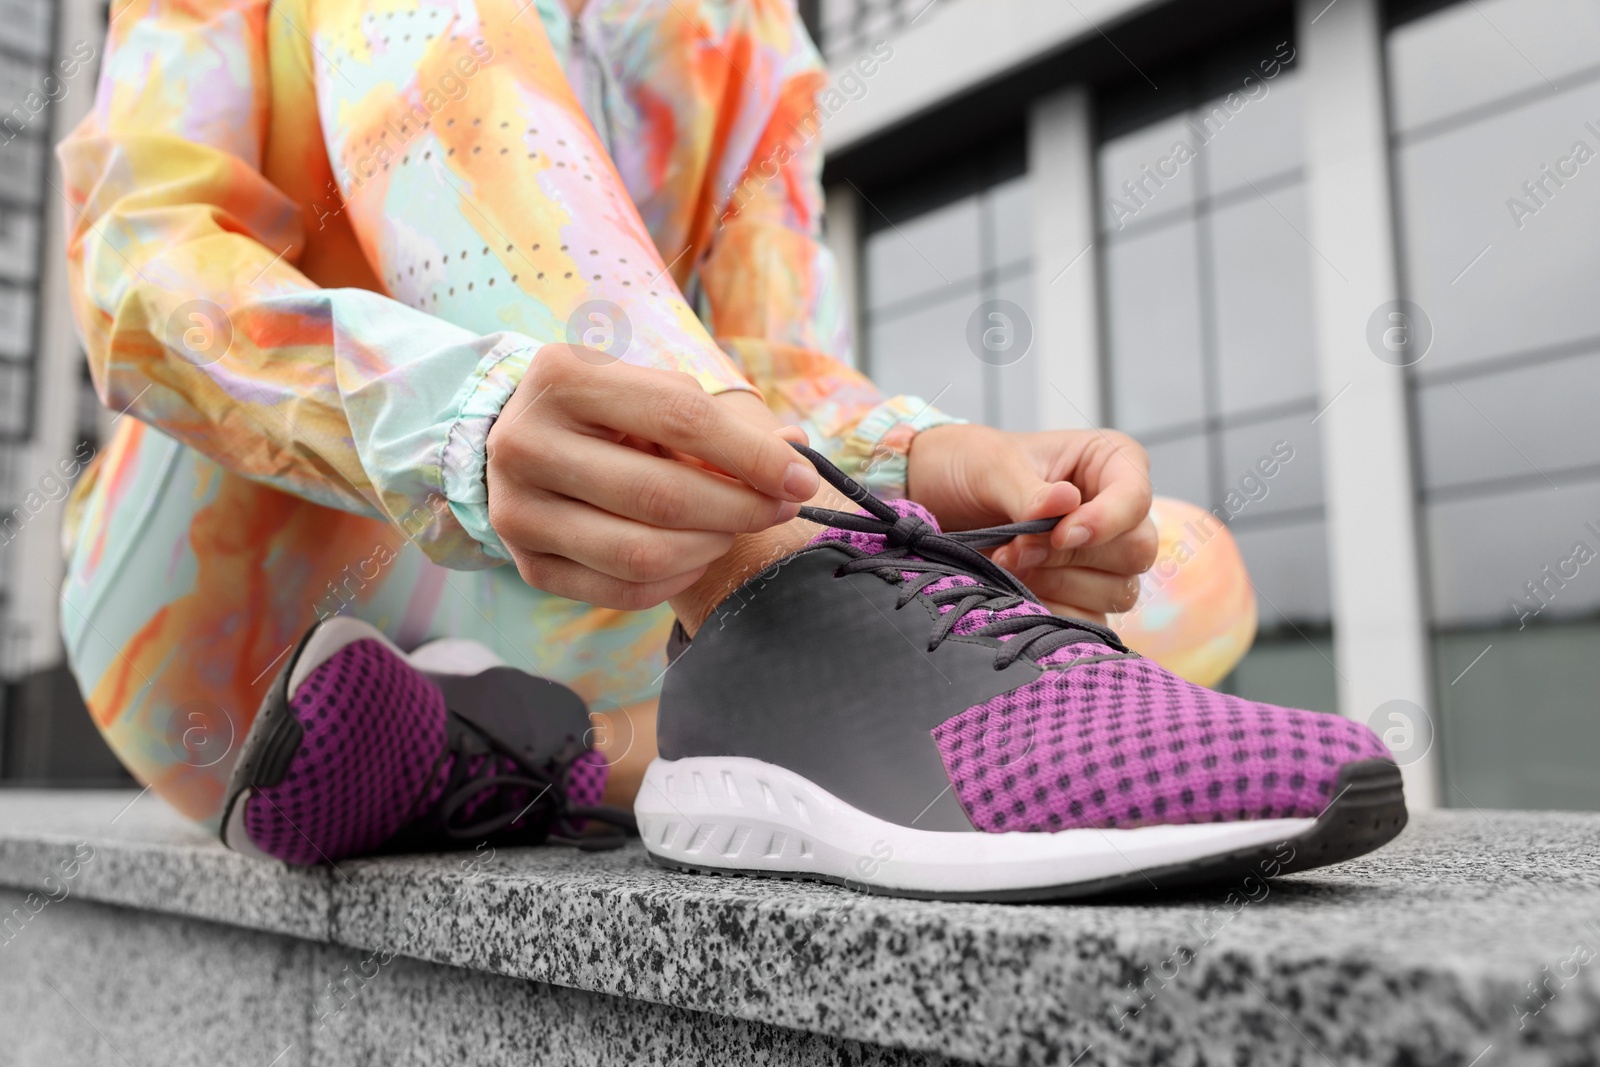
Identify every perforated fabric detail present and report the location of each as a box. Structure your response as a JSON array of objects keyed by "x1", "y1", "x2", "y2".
[{"x1": 931, "y1": 657, "x2": 1391, "y2": 832}]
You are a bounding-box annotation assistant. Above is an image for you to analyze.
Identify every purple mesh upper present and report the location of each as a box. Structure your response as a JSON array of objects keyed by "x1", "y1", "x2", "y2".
[
  {"x1": 244, "y1": 639, "x2": 448, "y2": 865},
  {"x1": 809, "y1": 500, "x2": 1105, "y2": 661},
  {"x1": 931, "y1": 656, "x2": 1392, "y2": 832},
  {"x1": 242, "y1": 638, "x2": 607, "y2": 864},
  {"x1": 566, "y1": 749, "x2": 610, "y2": 808},
  {"x1": 809, "y1": 500, "x2": 1394, "y2": 833}
]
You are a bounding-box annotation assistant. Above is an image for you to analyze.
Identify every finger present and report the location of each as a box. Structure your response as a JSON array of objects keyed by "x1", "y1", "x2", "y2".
[
  {"x1": 539, "y1": 433, "x2": 802, "y2": 533},
  {"x1": 1067, "y1": 517, "x2": 1159, "y2": 574},
  {"x1": 563, "y1": 367, "x2": 818, "y2": 502},
  {"x1": 1040, "y1": 601, "x2": 1109, "y2": 627},
  {"x1": 981, "y1": 446, "x2": 1082, "y2": 531},
  {"x1": 499, "y1": 488, "x2": 736, "y2": 584},
  {"x1": 775, "y1": 424, "x2": 810, "y2": 446},
  {"x1": 1000, "y1": 517, "x2": 1158, "y2": 576},
  {"x1": 1051, "y1": 453, "x2": 1153, "y2": 551},
  {"x1": 1021, "y1": 565, "x2": 1142, "y2": 616},
  {"x1": 508, "y1": 549, "x2": 708, "y2": 612},
  {"x1": 993, "y1": 532, "x2": 1051, "y2": 573}
]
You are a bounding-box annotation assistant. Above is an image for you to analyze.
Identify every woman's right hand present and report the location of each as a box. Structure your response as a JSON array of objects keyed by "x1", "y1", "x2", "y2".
[{"x1": 485, "y1": 344, "x2": 819, "y2": 610}]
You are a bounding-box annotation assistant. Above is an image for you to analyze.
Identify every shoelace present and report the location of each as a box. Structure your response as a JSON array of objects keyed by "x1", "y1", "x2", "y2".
[
  {"x1": 419, "y1": 713, "x2": 636, "y2": 852},
  {"x1": 791, "y1": 442, "x2": 1128, "y2": 670}
]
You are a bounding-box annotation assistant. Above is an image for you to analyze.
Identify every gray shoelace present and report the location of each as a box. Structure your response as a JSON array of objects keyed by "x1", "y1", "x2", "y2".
[{"x1": 791, "y1": 442, "x2": 1127, "y2": 669}]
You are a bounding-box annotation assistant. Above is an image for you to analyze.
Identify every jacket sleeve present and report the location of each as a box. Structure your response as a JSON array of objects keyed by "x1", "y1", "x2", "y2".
[
  {"x1": 59, "y1": 0, "x2": 755, "y2": 569},
  {"x1": 693, "y1": 23, "x2": 963, "y2": 500}
]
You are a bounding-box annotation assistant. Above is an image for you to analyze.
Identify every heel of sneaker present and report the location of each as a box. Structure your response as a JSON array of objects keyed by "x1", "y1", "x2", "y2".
[
  {"x1": 220, "y1": 617, "x2": 408, "y2": 861},
  {"x1": 219, "y1": 693, "x2": 304, "y2": 862}
]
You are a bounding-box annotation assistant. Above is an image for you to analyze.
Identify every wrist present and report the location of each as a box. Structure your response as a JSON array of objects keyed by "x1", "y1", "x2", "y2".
[
  {"x1": 839, "y1": 398, "x2": 966, "y2": 501},
  {"x1": 904, "y1": 422, "x2": 967, "y2": 503}
]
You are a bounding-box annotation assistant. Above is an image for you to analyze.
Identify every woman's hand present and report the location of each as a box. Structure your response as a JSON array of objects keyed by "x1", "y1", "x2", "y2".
[
  {"x1": 485, "y1": 344, "x2": 816, "y2": 610},
  {"x1": 906, "y1": 424, "x2": 1158, "y2": 623}
]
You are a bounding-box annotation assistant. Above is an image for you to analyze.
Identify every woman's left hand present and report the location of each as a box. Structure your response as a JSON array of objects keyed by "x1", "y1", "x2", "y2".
[{"x1": 905, "y1": 424, "x2": 1159, "y2": 623}]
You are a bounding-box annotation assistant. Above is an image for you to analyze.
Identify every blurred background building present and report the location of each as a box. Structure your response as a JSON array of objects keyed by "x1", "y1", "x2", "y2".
[
  {"x1": 0, "y1": 0, "x2": 1595, "y2": 811},
  {"x1": 0, "y1": 0, "x2": 117, "y2": 785}
]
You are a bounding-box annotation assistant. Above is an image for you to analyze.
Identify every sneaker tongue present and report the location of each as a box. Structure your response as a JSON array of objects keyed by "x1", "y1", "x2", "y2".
[{"x1": 809, "y1": 501, "x2": 1102, "y2": 661}]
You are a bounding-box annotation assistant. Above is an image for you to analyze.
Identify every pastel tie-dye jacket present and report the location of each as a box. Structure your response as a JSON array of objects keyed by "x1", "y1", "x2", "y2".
[{"x1": 60, "y1": 0, "x2": 955, "y2": 570}]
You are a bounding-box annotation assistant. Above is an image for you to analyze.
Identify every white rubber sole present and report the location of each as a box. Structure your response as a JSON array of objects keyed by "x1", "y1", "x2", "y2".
[{"x1": 636, "y1": 756, "x2": 1316, "y2": 897}]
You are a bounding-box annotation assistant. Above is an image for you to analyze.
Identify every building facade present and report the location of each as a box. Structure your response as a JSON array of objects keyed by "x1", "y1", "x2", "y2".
[{"x1": 0, "y1": 0, "x2": 118, "y2": 784}]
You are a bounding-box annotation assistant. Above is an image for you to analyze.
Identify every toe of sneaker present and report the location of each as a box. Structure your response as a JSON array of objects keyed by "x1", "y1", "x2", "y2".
[{"x1": 930, "y1": 658, "x2": 1394, "y2": 833}]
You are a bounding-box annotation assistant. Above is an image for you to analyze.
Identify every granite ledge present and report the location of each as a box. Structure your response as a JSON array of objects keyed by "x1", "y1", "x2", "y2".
[
  {"x1": 2, "y1": 790, "x2": 1599, "y2": 1066},
  {"x1": 0, "y1": 789, "x2": 331, "y2": 941}
]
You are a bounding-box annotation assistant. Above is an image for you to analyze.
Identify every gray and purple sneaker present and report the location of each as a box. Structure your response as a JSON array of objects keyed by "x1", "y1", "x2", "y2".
[
  {"x1": 638, "y1": 444, "x2": 1406, "y2": 901},
  {"x1": 221, "y1": 617, "x2": 626, "y2": 865}
]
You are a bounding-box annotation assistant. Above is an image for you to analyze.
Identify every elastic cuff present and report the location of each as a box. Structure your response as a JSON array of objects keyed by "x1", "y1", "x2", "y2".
[
  {"x1": 836, "y1": 396, "x2": 965, "y2": 500},
  {"x1": 438, "y1": 340, "x2": 538, "y2": 564}
]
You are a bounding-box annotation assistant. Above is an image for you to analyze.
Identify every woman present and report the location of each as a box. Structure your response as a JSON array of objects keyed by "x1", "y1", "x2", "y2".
[{"x1": 59, "y1": 0, "x2": 1394, "y2": 899}]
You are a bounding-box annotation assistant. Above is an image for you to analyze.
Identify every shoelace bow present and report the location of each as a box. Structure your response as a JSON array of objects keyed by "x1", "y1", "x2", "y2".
[
  {"x1": 791, "y1": 442, "x2": 1128, "y2": 670},
  {"x1": 422, "y1": 714, "x2": 635, "y2": 851}
]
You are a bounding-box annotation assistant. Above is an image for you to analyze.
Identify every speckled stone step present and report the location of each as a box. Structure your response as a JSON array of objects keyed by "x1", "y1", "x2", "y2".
[{"x1": 0, "y1": 790, "x2": 1597, "y2": 1066}]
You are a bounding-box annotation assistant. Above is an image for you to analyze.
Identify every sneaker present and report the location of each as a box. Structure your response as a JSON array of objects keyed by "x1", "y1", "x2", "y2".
[
  {"x1": 221, "y1": 616, "x2": 629, "y2": 865},
  {"x1": 636, "y1": 444, "x2": 1406, "y2": 901}
]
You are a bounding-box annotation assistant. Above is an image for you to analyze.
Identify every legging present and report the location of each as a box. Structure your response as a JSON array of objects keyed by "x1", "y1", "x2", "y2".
[{"x1": 61, "y1": 418, "x2": 678, "y2": 828}]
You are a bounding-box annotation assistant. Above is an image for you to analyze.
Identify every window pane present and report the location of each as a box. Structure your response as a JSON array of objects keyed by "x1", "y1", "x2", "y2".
[
  {"x1": 0, "y1": 207, "x2": 38, "y2": 282},
  {"x1": 1146, "y1": 433, "x2": 1210, "y2": 507},
  {"x1": 1203, "y1": 73, "x2": 1305, "y2": 194},
  {"x1": 990, "y1": 271, "x2": 1039, "y2": 433},
  {"x1": 0, "y1": 288, "x2": 34, "y2": 359},
  {"x1": 1099, "y1": 55, "x2": 1335, "y2": 699},
  {"x1": 1394, "y1": 79, "x2": 1600, "y2": 369},
  {"x1": 1208, "y1": 182, "x2": 1319, "y2": 415},
  {"x1": 1389, "y1": 0, "x2": 1600, "y2": 134},
  {"x1": 990, "y1": 176, "x2": 1033, "y2": 271},
  {"x1": 0, "y1": 0, "x2": 52, "y2": 58},
  {"x1": 1220, "y1": 416, "x2": 1323, "y2": 520},
  {"x1": 1392, "y1": 3, "x2": 1600, "y2": 812},
  {"x1": 867, "y1": 296, "x2": 987, "y2": 424},
  {"x1": 1435, "y1": 624, "x2": 1600, "y2": 810},
  {"x1": 0, "y1": 359, "x2": 27, "y2": 438},
  {"x1": 1104, "y1": 220, "x2": 1206, "y2": 434},
  {"x1": 856, "y1": 4, "x2": 900, "y2": 44},
  {"x1": 0, "y1": 136, "x2": 43, "y2": 206},
  {"x1": 1231, "y1": 520, "x2": 1335, "y2": 626},
  {"x1": 1415, "y1": 352, "x2": 1600, "y2": 492},
  {"x1": 1425, "y1": 479, "x2": 1600, "y2": 627},
  {"x1": 0, "y1": 55, "x2": 41, "y2": 107},
  {"x1": 1099, "y1": 115, "x2": 1198, "y2": 232},
  {"x1": 864, "y1": 195, "x2": 980, "y2": 311}
]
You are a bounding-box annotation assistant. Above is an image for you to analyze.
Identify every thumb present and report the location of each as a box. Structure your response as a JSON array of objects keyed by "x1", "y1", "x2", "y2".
[
  {"x1": 986, "y1": 451, "x2": 1080, "y2": 570},
  {"x1": 987, "y1": 448, "x2": 1081, "y2": 523}
]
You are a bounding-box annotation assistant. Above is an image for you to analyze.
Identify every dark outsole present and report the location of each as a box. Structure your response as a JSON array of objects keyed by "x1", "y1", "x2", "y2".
[{"x1": 646, "y1": 758, "x2": 1408, "y2": 903}]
